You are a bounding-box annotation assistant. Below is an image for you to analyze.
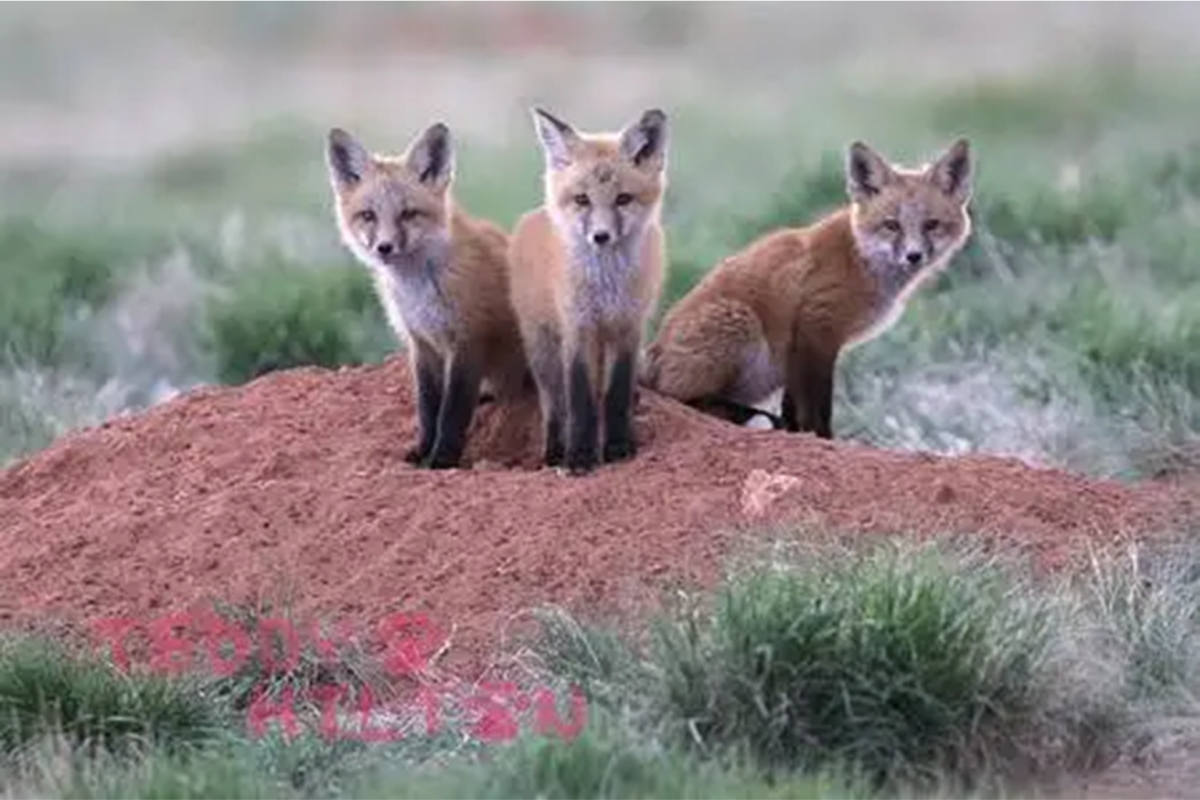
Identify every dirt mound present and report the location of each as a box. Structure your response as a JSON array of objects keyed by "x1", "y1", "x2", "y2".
[{"x1": 0, "y1": 356, "x2": 1193, "y2": 682}]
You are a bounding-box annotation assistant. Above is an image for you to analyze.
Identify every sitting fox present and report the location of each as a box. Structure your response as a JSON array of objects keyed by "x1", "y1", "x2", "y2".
[
  {"x1": 642, "y1": 138, "x2": 974, "y2": 438},
  {"x1": 325, "y1": 123, "x2": 530, "y2": 469}
]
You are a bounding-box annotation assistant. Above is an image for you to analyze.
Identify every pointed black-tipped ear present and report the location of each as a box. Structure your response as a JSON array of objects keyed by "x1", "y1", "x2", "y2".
[
  {"x1": 618, "y1": 108, "x2": 668, "y2": 171},
  {"x1": 327, "y1": 128, "x2": 372, "y2": 189},
  {"x1": 405, "y1": 122, "x2": 455, "y2": 191},
  {"x1": 531, "y1": 106, "x2": 581, "y2": 170},
  {"x1": 927, "y1": 138, "x2": 972, "y2": 202},
  {"x1": 845, "y1": 140, "x2": 897, "y2": 202}
]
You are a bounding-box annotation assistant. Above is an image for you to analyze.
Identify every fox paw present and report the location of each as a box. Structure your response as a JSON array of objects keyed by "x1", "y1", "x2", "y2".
[
  {"x1": 603, "y1": 437, "x2": 637, "y2": 463},
  {"x1": 404, "y1": 445, "x2": 431, "y2": 465},
  {"x1": 544, "y1": 442, "x2": 565, "y2": 469},
  {"x1": 564, "y1": 446, "x2": 599, "y2": 476},
  {"x1": 422, "y1": 447, "x2": 464, "y2": 470}
]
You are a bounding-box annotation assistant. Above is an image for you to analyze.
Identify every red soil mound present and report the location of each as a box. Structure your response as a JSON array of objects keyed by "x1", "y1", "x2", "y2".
[{"x1": 0, "y1": 357, "x2": 1194, "y2": 682}]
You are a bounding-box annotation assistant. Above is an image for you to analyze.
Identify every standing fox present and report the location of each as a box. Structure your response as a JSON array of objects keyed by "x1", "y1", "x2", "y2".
[
  {"x1": 326, "y1": 123, "x2": 530, "y2": 469},
  {"x1": 642, "y1": 138, "x2": 973, "y2": 438},
  {"x1": 508, "y1": 107, "x2": 670, "y2": 475}
]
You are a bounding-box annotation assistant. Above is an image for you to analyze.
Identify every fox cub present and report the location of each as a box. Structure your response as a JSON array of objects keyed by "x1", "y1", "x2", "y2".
[
  {"x1": 642, "y1": 138, "x2": 973, "y2": 438},
  {"x1": 508, "y1": 107, "x2": 670, "y2": 475},
  {"x1": 326, "y1": 123, "x2": 530, "y2": 469}
]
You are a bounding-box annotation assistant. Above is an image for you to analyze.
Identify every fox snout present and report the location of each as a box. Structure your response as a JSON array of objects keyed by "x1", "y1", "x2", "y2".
[
  {"x1": 370, "y1": 225, "x2": 409, "y2": 261},
  {"x1": 586, "y1": 207, "x2": 618, "y2": 249},
  {"x1": 897, "y1": 233, "x2": 929, "y2": 268}
]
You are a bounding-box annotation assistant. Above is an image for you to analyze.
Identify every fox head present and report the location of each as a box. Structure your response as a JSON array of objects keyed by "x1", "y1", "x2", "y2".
[
  {"x1": 325, "y1": 123, "x2": 455, "y2": 270},
  {"x1": 530, "y1": 106, "x2": 669, "y2": 253},
  {"x1": 845, "y1": 138, "x2": 973, "y2": 274}
]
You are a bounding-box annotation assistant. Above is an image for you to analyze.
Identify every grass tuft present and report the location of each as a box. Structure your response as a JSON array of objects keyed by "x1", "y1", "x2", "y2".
[
  {"x1": 530, "y1": 537, "x2": 1147, "y2": 796},
  {"x1": 0, "y1": 636, "x2": 220, "y2": 762}
]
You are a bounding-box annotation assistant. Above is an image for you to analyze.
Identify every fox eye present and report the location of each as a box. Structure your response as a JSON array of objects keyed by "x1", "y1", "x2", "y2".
[
  {"x1": 356, "y1": 209, "x2": 377, "y2": 224},
  {"x1": 573, "y1": 193, "x2": 591, "y2": 207},
  {"x1": 615, "y1": 192, "x2": 634, "y2": 207},
  {"x1": 881, "y1": 219, "x2": 901, "y2": 232},
  {"x1": 399, "y1": 208, "x2": 420, "y2": 222},
  {"x1": 922, "y1": 219, "x2": 940, "y2": 233}
]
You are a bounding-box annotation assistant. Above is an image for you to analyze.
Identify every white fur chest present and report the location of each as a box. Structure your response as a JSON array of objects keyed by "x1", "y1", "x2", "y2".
[
  {"x1": 570, "y1": 246, "x2": 641, "y2": 327},
  {"x1": 370, "y1": 261, "x2": 455, "y2": 347},
  {"x1": 847, "y1": 253, "x2": 948, "y2": 350},
  {"x1": 337, "y1": 216, "x2": 457, "y2": 349}
]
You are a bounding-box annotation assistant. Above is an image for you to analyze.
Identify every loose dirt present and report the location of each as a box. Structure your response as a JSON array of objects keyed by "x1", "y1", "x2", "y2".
[{"x1": 0, "y1": 356, "x2": 1194, "y2": 682}]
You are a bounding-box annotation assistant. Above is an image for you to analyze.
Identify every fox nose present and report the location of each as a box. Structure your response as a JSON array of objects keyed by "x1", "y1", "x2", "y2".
[
  {"x1": 376, "y1": 241, "x2": 394, "y2": 257},
  {"x1": 905, "y1": 250, "x2": 923, "y2": 266},
  {"x1": 591, "y1": 231, "x2": 612, "y2": 246}
]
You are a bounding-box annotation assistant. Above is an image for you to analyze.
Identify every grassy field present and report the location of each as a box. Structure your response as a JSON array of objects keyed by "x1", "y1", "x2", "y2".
[
  {"x1": 1, "y1": 3, "x2": 1198, "y2": 481},
  {"x1": 3, "y1": 3, "x2": 1200, "y2": 797}
]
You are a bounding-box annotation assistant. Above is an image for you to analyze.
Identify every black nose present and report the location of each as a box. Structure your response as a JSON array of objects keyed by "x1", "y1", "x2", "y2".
[
  {"x1": 591, "y1": 231, "x2": 611, "y2": 246},
  {"x1": 905, "y1": 251, "x2": 922, "y2": 265},
  {"x1": 376, "y1": 241, "x2": 394, "y2": 256}
]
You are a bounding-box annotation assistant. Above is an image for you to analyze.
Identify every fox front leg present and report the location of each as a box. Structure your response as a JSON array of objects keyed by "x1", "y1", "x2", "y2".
[
  {"x1": 406, "y1": 342, "x2": 445, "y2": 465},
  {"x1": 565, "y1": 344, "x2": 601, "y2": 476},
  {"x1": 782, "y1": 346, "x2": 835, "y2": 439},
  {"x1": 423, "y1": 353, "x2": 484, "y2": 469},
  {"x1": 602, "y1": 341, "x2": 639, "y2": 463}
]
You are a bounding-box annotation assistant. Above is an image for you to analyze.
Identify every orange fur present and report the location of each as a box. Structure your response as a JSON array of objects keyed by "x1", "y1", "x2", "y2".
[
  {"x1": 326, "y1": 123, "x2": 529, "y2": 469},
  {"x1": 642, "y1": 138, "x2": 974, "y2": 437},
  {"x1": 508, "y1": 107, "x2": 670, "y2": 474}
]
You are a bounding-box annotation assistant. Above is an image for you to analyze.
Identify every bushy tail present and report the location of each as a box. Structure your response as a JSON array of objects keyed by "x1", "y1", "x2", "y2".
[{"x1": 637, "y1": 342, "x2": 662, "y2": 389}]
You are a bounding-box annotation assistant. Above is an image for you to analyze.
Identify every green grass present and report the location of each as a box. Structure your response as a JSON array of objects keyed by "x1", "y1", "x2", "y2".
[
  {"x1": 5, "y1": 533, "x2": 1200, "y2": 799},
  {"x1": 6, "y1": 717, "x2": 860, "y2": 800},
  {"x1": 1076, "y1": 538, "x2": 1200, "y2": 708},
  {"x1": 0, "y1": 217, "x2": 129, "y2": 369},
  {"x1": 528, "y1": 533, "x2": 1200, "y2": 798},
  {"x1": 0, "y1": 599, "x2": 864, "y2": 799},
  {"x1": 0, "y1": 636, "x2": 221, "y2": 760},
  {"x1": 654, "y1": 545, "x2": 1066, "y2": 783},
  {"x1": 201, "y1": 258, "x2": 389, "y2": 385},
  {"x1": 531, "y1": 539, "x2": 1121, "y2": 795}
]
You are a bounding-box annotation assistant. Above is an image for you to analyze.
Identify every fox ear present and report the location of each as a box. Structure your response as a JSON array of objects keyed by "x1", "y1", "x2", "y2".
[
  {"x1": 405, "y1": 122, "x2": 455, "y2": 191},
  {"x1": 327, "y1": 128, "x2": 372, "y2": 189},
  {"x1": 845, "y1": 140, "x2": 896, "y2": 202},
  {"x1": 531, "y1": 107, "x2": 580, "y2": 170},
  {"x1": 619, "y1": 108, "x2": 668, "y2": 172},
  {"x1": 927, "y1": 138, "x2": 972, "y2": 202}
]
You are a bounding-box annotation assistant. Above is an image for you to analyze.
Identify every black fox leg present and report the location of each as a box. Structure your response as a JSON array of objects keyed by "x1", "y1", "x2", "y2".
[
  {"x1": 424, "y1": 354, "x2": 483, "y2": 469},
  {"x1": 783, "y1": 346, "x2": 835, "y2": 439},
  {"x1": 405, "y1": 343, "x2": 444, "y2": 464},
  {"x1": 565, "y1": 345, "x2": 600, "y2": 475},
  {"x1": 602, "y1": 345, "x2": 638, "y2": 463},
  {"x1": 779, "y1": 392, "x2": 800, "y2": 432}
]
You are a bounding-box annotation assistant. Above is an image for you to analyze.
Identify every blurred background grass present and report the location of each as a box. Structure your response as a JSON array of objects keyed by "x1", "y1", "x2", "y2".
[{"x1": 1, "y1": 2, "x2": 1198, "y2": 482}]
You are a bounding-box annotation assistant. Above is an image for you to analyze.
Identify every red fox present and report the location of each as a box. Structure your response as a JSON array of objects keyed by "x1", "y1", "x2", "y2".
[
  {"x1": 507, "y1": 107, "x2": 669, "y2": 475},
  {"x1": 642, "y1": 138, "x2": 973, "y2": 438},
  {"x1": 326, "y1": 123, "x2": 530, "y2": 469}
]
